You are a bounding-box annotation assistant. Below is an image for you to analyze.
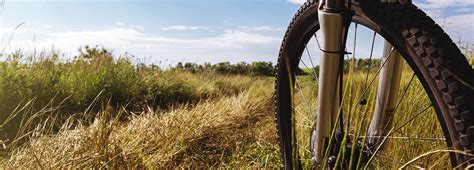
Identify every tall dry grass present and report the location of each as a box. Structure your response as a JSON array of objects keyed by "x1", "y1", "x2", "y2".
[
  {"x1": 293, "y1": 65, "x2": 451, "y2": 168},
  {"x1": 0, "y1": 48, "x2": 264, "y2": 142},
  {"x1": 3, "y1": 80, "x2": 281, "y2": 168},
  {"x1": 0, "y1": 47, "x2": 467, "y2": 168},
  {"x1": 2, "y1": 67, "x2": 458, "y2": 168}
]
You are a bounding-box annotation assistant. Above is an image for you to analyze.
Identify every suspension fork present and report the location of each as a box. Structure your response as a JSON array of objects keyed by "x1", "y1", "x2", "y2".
[
  {"x1": 312, "y1": 0, "x2": 352, "y2": 164},
  {"x1": 310, "y1": 0, "x2": 407, "y2": 164},
  {"x1": 366, "y1": 0, "x2": 410, "y2": 146},
  {"x1": 367, "y1": 42, "x2": 404, "y2": 145}
]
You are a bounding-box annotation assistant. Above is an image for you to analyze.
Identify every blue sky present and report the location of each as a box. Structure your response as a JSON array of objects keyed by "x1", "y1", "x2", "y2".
[{"x1": 0, "y1": 0, "x2": 472, "y2": 66}]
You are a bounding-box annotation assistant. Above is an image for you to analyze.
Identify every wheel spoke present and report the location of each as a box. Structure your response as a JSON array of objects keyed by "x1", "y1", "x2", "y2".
[
  {"x1": 294, "y1": 75, "x2": 316, "y2": 124},
  {"x1": 293, "y1": 107, "x2": 312, "y2": 127},
  {"x1": 361, "y1": 136, "x2": 445, "y2": 141},
  {"x1": 380, "y1": 73, "x2": 416, "y2": 135},
  {"x1": 295, "y1": 122, "x2": 313, "y2": 129},
  {"x1": 301, "y1": 46, "x2": 319, "y2": 83},
  {"x1": 296, "y1": 143, "x2": 312, "y2": 154},
  {"x1": 361, "y1": 147, "x2": 425, "y2": 168},
  {"x1": 368, "y1": 105, "x2": 433, "y2": 153},
  {"x1": 306, "y1": 42, "x2": 319, "y2": 83},
  {"x1": 375, "y1": 153, "x2": 424, "y2": 169},
  {"x1": 361, "y1": 149, "x2": 424, "y2": 169},
  {"x1": 352, "y1": 23, "x2": 358, "y2": 60},
  {"x1": 392, "y1": 105, "x2": 433, "y2": 133},
  {"x1": 350, "y1": 47, "x2": 397, "y2": 117},
  {"x1": 314, "y1": 33, "x2": 322, "y2": 50},
  {"x1": 362, "y1": 31, "x2": 377, "y2": 92}
]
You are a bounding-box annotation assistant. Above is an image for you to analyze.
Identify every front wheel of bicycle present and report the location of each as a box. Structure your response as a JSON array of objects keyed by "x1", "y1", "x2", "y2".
[{"x1": 275, "y1": 1, "x2": 474, "y2": 169}]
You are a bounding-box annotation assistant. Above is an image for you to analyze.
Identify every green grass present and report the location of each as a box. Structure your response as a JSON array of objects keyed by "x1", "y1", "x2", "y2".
[
  {"x1": 3, "y1": 80, "x2": 280, "y2": 168},
  {"x1": 0, "y1": 48, "x2": 281, "y2": 168},
  {"x1": 293, "y1": 64, "x2": 450, "y2": 168},
  {"x1": 0, "y1": 48, "x2": 259, "y2": 139},
  {"x1": 0, "y1": 48, "x2": 471, "y2": 168}
]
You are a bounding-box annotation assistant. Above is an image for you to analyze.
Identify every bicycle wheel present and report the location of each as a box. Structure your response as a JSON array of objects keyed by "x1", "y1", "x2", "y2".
[{"x1": 275, "y1": 1, "x2": 474, "y2": 169}]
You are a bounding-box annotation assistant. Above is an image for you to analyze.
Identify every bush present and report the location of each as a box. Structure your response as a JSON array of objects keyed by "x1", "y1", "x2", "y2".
[
  {"x1": 174, "y1": 61, "x2": 276, "y2": 76},
  {"x1": 0, "y1": 47, "x2": 260, "y2": 139}
]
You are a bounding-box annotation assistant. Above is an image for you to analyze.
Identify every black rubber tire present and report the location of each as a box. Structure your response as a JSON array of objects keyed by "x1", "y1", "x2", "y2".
[{"x1": 275, "y1": 1, "x2": 474, "y2": 169}]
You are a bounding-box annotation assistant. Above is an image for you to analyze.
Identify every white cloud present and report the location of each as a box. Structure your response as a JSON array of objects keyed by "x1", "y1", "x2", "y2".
[
  {"x1": 161, "y1": 25, "x2": 283, "y2": 33},
  {"x1": 0, "y1": 24, "x2": 281, "y2": 65},
  {"x1": 112, "y1": 23, "x2": 145, "y2": 32},
  {"x1": 416, "y1": 0, "x2": 474, "y2": 10},
  {"x1": 237, "y1": 26, "x2": 284, "y2": 32},
  {"x1": 457, "y1": 7, "x2": 473, "y2": 13},
  {"x1": 114, "y1": 22, "x2": 125, "y2": 26},
  {"x1": 414, "y1": 0, "x2": 474, "y2": 44},
  {"x1": 161, "y1": 25, "x2": 210, "y2": 31},
  {"x1": 442, "y1": 14, "x2": 474, "y2": 42},
  {"x1": 42, "y1": 25, "x2": 54, "y2": 29},
  {"x1": 415, "y1": 0, "x2": 474, "y2": 18},
  {"x1": 288, "y1": 0, "x2": 305, "y2": 5}
]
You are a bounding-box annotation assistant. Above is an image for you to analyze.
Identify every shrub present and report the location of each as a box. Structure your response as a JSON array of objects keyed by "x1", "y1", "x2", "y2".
[
  {"x1": 0, "y1": 47, "x2": 260, "y2": 139},
  {"x1": 174, "y1": 61, "x2": 276, "y2": 76}
]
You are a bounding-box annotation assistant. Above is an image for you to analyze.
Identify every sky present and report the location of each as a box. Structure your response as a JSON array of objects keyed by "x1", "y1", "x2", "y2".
[{"x1": 0, "y1": 0, "x2": 472, "y2": 66}]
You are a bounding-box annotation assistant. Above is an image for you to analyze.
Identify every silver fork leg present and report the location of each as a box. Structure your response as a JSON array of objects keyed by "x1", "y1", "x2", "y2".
[
  {"x1": 368, "y1": 41, "x2": 404, "y2": 145},
  {"x1": 312, "y1": 3, "x2": 347, "y2": 164}
]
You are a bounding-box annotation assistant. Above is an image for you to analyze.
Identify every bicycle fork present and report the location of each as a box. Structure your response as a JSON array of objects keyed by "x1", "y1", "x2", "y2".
[
  {"x1": 312, "y1": 0, "x2": 404, "y2": 164},
  {"x1": 312, "y1": 0, "x2": 350, "y2": 164},
  {"x1": 367, "y1": 42, "x2": 404, "y2": 145}
]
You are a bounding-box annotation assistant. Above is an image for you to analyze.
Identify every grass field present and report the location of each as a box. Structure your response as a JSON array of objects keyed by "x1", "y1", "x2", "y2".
[
  {"x1": 0, "y1": 49, "x2": 281, "y2": 168},
  {"x1": 293, "y1": 68, "x2": 448, "y2": 168},
  {"x1": 0, "y1": 49, "x2": 472, "y2": 168}
]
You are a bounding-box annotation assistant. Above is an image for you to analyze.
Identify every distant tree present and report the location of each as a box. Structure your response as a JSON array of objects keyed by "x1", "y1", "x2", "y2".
[
  {"x1": 150, "y1": 64, "x2": 160, "y2": 70},
  {"x1": 78, "y1": 45, "x2": 112, "y2": 63},
  {"x1": 169, "y1": 61, "x2": 280, "y2": 76},
  {"x1": 235, "y1": 62, "x2": 250, "y2": 75},
  {"x1": 176, "y1": 62, "x2": 184, "y2": 69},
  {"x1": 204, "y1": 62, "x2": 212, "y2": 70},
  {"x1": 212, "y1": 62, "x2": 233, "y2": 75},
  {"x1": 250, "y1": 61, "x2": 275, "y2": 76},
  {"x1": 355, "y1": 58, "x2": 381, "y2": 70},
  {"x1": 184, "y1": 62, "x2": 197, "y2": 72}
]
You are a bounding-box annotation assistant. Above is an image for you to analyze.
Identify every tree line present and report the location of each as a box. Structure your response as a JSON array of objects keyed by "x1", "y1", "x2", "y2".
[
  {"x1": 173, "y1": 58, "x2": 383, "y2": 76},
  {"x1": 174, "y1": 61, "x2": 277, "y2": 76}
]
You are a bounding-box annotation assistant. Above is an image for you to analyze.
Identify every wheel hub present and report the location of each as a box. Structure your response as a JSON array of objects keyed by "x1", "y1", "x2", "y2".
[{"x1": 310, "y1": 130, "x2": 372, "y2": 168}]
